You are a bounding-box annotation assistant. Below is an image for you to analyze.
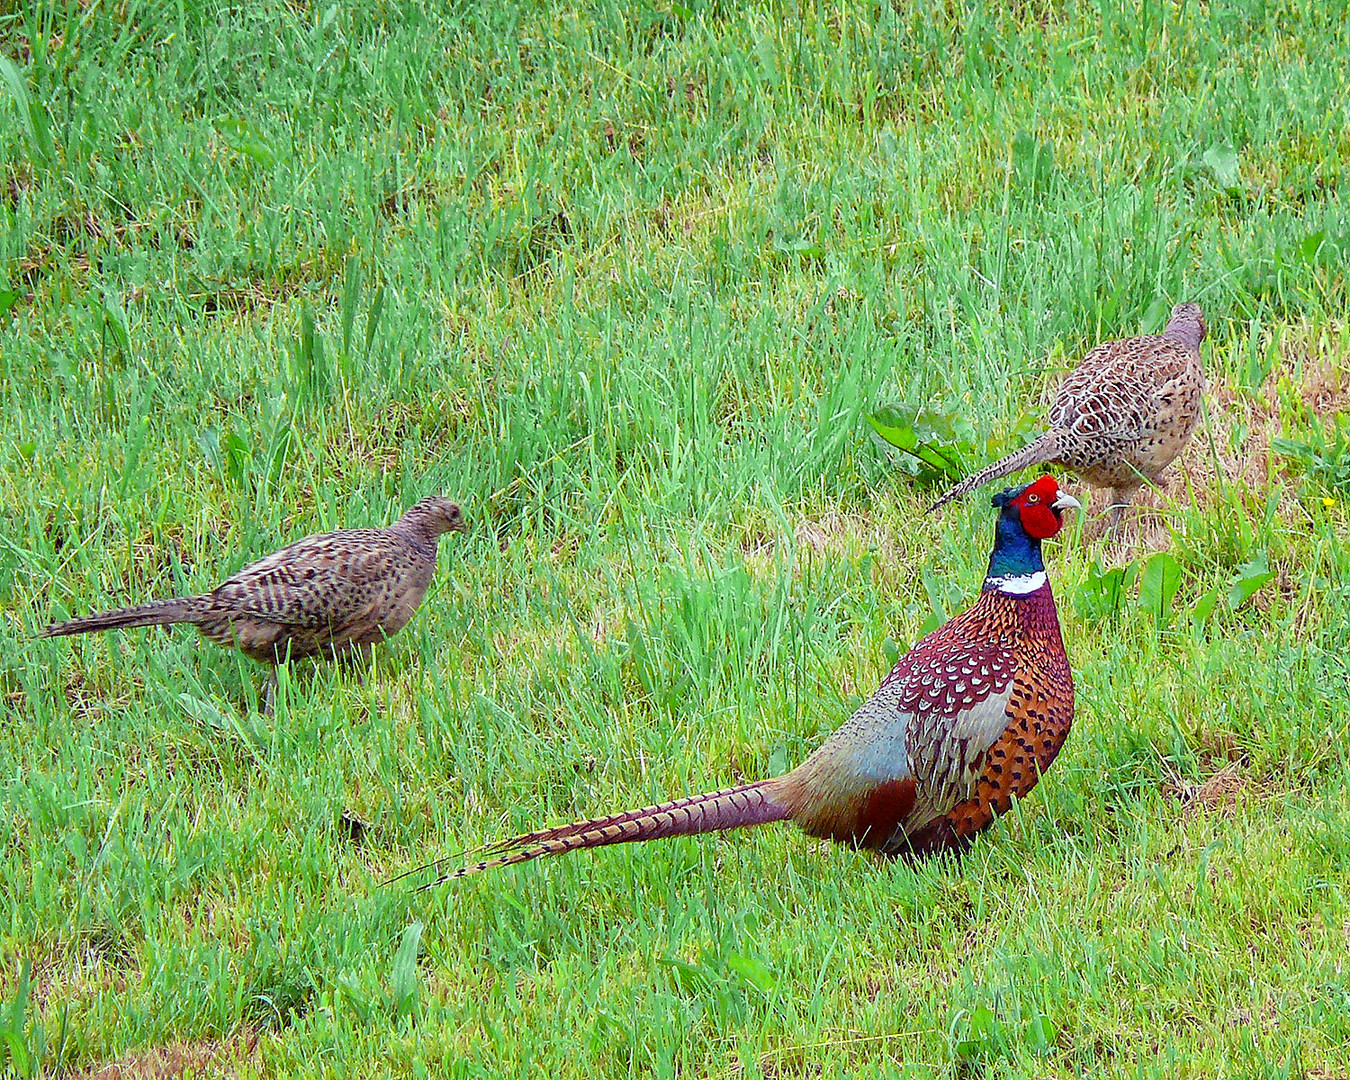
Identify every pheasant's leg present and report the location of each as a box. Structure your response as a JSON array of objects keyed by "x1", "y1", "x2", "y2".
[
  {"x1": 1106, "y1": 487, "x2": 1130, "y2": 531},
  {"x1": 1085, "y1": 488, "x2": 1126, "y2": 541},
  {"x1": 261, "y1": 667, "x2": 278, "y2": 716}
]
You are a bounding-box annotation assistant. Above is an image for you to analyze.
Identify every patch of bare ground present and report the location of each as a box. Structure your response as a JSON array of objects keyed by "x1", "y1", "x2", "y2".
[
  {"x1": 69, "y1": 1033, "x2": 257, "y2": 1080},
  {"x1": 1227, "y1": 997, "x2": 1281, "y2": 1030},
  {"x1": 185, "y1": 277, "x2": 305, "y2": 317},
  {"x1": 1160, "y1": 762, "x2": 1251, "y2": 818},
  {"x1": 737, "y1": 1055, "x2": 825, "y2": 1080},
  {"x1": 787, "y1": 511, "x2": 904, "y2": 565},
  {"x1": 4, "y1": 167, "x2": 32, "y2": 209},
  {"x1": 792, "y1": 512, "x2": 869, "y2": 556}
]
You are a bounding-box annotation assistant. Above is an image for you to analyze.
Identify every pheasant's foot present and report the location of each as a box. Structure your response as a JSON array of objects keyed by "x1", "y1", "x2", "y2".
[{"x1": 1106, "y1": 488, "x2": 1130, "y2": 531}]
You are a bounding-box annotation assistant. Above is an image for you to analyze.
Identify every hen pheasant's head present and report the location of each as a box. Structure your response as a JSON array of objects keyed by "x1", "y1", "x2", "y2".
[
  {"x1": 405, "y1": 497, "x2": 468, "y2": 537},
  {"x1": 1166, "y1": 302, "x2": 1206, "y2": 349},
  {"x1": 991, "y1": 475, "x2": 1081, "y2": 540}
]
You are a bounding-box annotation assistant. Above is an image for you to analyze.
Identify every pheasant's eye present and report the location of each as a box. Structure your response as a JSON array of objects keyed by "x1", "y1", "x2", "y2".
[{"x1": 1027, "y1": 494, "x2": 1040, "y2": 504}]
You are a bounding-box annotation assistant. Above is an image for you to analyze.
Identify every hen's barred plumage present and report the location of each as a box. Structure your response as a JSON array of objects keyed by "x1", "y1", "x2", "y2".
[
  {"x1": 423, "y1": 476, "x2": 1078, "y2": 885},
  {"x1": 929, "y1": 303, "x2": 1207, "y2": 520},
  {"x1": 43, "y1": 497, "x2": 466, "y2": 704}
]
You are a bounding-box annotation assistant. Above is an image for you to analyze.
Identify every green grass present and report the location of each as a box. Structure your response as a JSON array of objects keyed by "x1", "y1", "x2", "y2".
[{"x1": 3, "y1": 0, "x2": 1350, "y2": 1075}]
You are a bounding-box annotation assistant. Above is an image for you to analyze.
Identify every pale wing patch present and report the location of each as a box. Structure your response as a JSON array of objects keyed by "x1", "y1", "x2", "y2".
[
  {"x1": 784, "y1": 677, "x2": 918, "y2": 828},
  {"x1": 811, "y1": 684, "x2": 915, "y2": 788},
  {"x1": 906, "y1": 683, "x2": 1015, "y2": 827}
]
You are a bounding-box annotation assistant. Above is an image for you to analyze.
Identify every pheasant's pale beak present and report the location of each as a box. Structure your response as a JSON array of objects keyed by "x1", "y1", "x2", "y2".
[{"x1": 1052, "y1": 491, "x2": 1082, "y2": 513}]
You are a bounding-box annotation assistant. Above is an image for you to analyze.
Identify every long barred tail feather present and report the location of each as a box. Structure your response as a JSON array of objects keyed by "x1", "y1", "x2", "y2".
[
  {"x1": 423, "y1": 779, "x2": 792, "y2": 887},
  {"x1": 926, "y1": 431, "x2": 1060, "y2": 514},
  {"x1": 41, "y1": 597, "x2": 206, "y2": 638}
]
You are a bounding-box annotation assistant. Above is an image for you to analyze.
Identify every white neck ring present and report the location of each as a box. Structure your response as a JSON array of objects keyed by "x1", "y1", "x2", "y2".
[{"x1": 987, "y1": 571, "x2": 1047, "y2": 595}]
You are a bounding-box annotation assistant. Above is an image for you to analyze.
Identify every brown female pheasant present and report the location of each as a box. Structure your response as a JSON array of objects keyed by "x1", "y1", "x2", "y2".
[
  {"x1": 426, "y1": 475, "x2": 1078, "y2": 884},
  {"x1": 42, "y1": 496, "x2": 466, "y2": 706},
  {"x1": 929, "y1": 303, "x2": 1207, "y2": 520}
]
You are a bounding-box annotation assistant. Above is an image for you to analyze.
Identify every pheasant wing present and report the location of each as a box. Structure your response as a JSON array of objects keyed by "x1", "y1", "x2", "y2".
[
  {"x1": 211, "y1": 528, "x2": 397, "y2": 627},
  {"x1": 1050, "y1": 337, "x2": 1194, "y2": 441},
  {"x1": 789, "y1": 599, "x2": 1020, "y2": 849},
  {"x1": 896, "y1": 600, "x2": 1020, "y2": 827}
]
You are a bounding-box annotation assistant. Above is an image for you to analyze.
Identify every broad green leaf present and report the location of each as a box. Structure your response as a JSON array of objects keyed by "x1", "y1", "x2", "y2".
[
  {"x1": 98, "y1": 291, "x2": 132, "y2": 359},
  {"x1": 881, "y1": 637, "x2": 900, "y2": 665},
  {"x1": 215, "y1": 116, "x2": 278, "y2": 168},
  {"x1": 954, "y1": 1039, "x2": 984, "y2": 1060},
  {"x1": 224, "y1": 429, "x2": 252, "y2": 485},
  {"x1": 955, "y1": 1004, "x2": 999, "y2": 1060},
  {"x1": 866, "y1": 410, "x2": 917, "y2": 453},
  {"x1": 9, "y1": 958, "x2": 30, "y2": 1042},
  {"x1": 725, "y1": 953, "x2": 776, "y2": 993},
  {"x1": 1202, "y1": 143, "x2": 1240, "y2": 190},
  {"x1": 1191, "y1": 588, "x2": 1221, "y2": 630},
  {"x1": 1074, "y1": 559, "x2": 1136, "y2": 619},
  {"x1": 660, "y1": 957, "x2": 706, "y2": 994},
  {"x1": 391, "y1": 920, "x2": 424, "y2": 1019},
  {"x1": 1298, "y1": 230, "x2": 1328, "y2": 264},
  {"x1": 1228, "y1": 553, "x2": 1275, "y2": 610},
  {"x1": 1026, "y1": 1013, "x2": 1057, "y2": 1054},
  {"x1": 1141, "y1": 296, "x2": 1171, "y2": 331},
  {"x1": 969, "y1": 1004, "x2": 997, "y2": 1039},
  {"x1": 0, "y1": 57, "x2": 54, "y2": 165},
  {"x1": 1138, "y1": 552, "x2": 1184, "y2": 627},
  {"x1": 177, "y1": 693, "x2": 234, "y2": 733},
  {"x1": 1012, "y1": 129, "x2": 1055, "y2": 193},
  {"x1": 867, "y1": 405, "x2": 969, "y2": 480}
]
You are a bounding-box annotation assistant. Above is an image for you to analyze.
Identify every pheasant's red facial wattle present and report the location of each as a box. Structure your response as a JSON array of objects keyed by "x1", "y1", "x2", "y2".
[{"x1": 1014, "y1": 475, "x2": 1069, "y2": 540}]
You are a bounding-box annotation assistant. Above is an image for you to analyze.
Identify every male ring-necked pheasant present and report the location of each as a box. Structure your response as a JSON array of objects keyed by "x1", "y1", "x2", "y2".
[
  {"x1": 427, "y1": 475, "x2": 1078, "y2": 884},
  {"x1": 929, "y1": 303, "x2": 1206, "y2": 522},
  {"x1": 42, "y1": 496, "x2": 466, "y2": 707}
]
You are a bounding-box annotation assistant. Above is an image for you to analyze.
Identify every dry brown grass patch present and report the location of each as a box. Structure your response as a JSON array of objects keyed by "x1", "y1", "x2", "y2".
[
  {"x1": 791, "y1": 511, "x2": 897, "y2": 561},
  {"x1": 70, "y1": 1033, "x2": 258, "y2": 1080},
  {"x1": 1161, "y1": 762, "x2": 1255, "y2": 818}
]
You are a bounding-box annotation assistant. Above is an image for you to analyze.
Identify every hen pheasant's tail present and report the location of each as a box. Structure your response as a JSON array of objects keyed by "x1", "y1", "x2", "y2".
[
  {"x1": 427, "y1": 779, "x2": 792, "y2": 885},
  {"x1": 926, "y1": 431, "x2": 1060, "y2": 514},
  {"x1": 42, "y1": 597, "x2": 205, "y2": 638}
]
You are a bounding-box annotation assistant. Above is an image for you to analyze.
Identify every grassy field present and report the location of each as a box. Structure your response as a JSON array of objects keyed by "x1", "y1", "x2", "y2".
[{"x1": 3, "y1": 0, "x2": 1350, "y2": 1075}]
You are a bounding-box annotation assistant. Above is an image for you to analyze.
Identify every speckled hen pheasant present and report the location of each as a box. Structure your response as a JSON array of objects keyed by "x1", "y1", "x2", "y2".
[
  {"x1": 929, "y1": 304, "x2": 1207, "y2": 521},
  {"x1": 43, "y1": 497, "x2": 466, "y2": 705},
  {"x1": 425, "y1": 476, "x2": 1078, "y2": 884}
]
